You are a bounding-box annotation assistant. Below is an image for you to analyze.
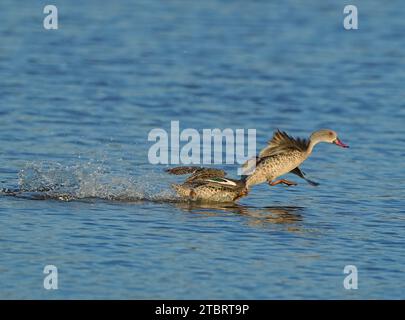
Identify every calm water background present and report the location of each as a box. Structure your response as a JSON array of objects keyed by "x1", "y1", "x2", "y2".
[{"x1": 0, "y1": 0, "x2": 404, "y2": 299}]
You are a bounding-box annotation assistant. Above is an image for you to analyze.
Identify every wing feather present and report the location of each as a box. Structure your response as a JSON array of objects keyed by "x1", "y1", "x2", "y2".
[
  {"x1": 259, "y1": 129, "x2": 309, "y2": 158},
  {"x1": 166, "y1": 166, "x2": 227, "y2": 183}
]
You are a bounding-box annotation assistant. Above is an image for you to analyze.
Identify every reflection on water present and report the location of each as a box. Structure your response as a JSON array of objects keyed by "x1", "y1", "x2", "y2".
[
  {"x1": 1, "y1": 186, "x2": 303, "y2": 231},
  {"x1": 172, "y1": 202, "x2": 304, "y2": 231}
]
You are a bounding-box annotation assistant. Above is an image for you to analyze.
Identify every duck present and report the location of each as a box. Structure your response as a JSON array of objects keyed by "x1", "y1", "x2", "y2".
[
  {"x1": 166, "y1": 166, "x2": 248, "y2": 202},
  {"x1": 243, "y1": 129, "x2": 349, "y2": 189}
]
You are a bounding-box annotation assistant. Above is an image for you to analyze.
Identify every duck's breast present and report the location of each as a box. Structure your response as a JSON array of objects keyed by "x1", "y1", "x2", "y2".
[
  {"x1": 254, "y1": 150, "x2": 306, "y2": 181},
  {"x1": 193, "y1": 185, "x2": 237, "y2": 202}
]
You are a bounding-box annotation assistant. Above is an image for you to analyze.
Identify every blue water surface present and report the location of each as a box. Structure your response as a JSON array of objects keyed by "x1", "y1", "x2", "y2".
[{"x1": 0, "y1": 0, "x2": 404, "y2": 299}]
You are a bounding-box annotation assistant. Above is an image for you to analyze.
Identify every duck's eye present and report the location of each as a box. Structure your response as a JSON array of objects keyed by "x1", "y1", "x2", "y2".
[{"x1": 328, "y1": 132, "x2": 333, "y2": 136}]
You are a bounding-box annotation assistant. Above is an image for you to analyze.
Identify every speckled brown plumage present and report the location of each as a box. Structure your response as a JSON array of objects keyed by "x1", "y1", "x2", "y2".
[
  {"x1": 245, "y1": 150, "x2": 306, "y2": 188},
  {"x1": 244, "y1": 128, "x2": 347, "y2": 188},
  {"x1": 167, "y1": 166, "x2": 248, "y2": 202}
]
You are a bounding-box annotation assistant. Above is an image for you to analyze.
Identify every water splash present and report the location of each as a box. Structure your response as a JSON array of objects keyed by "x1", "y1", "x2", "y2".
[{"x1": 10, "y1": 161, "x2": 179, "y2": 202}]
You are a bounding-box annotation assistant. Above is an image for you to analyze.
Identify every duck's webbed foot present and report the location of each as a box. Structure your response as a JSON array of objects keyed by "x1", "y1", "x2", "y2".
[{"x1": 269, "y1": 179, "x2": 297, "y2": 187}]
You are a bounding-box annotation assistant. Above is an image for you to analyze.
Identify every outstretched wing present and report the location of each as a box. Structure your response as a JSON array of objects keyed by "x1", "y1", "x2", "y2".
[
  {"x1": 290, "y1": 167, "x2": 319, "y2": 186},
  {"x1": 259, "y1": 129, "x2": 309, "y2": 158},
  {"x1": 203, "y1": 177, "x2": 238, "y2": 187},
  {"x1": 166, "y1": 166, "x2": 227, "y2": 183},
  {"x1": 166, "y1": 166, "x2": 202, "y2": 175}
]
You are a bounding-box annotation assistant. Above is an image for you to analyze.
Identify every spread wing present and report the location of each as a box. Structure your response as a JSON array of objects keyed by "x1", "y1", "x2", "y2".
[
  {"x1": 259, "y1": 129, "x2": 309, "y2": 158},
  {"x1": 166, "y1": 166, "x2": 227, "y2": 183},
  {"x1": 166, "y1": 166, "x2": 203, "y2": 175},
  {"x1": 240, "y1": 130, "x2": 308, "y2": 174},
  {"x1": 201, "y1": 177, "x2": 238, "y2": 187}
]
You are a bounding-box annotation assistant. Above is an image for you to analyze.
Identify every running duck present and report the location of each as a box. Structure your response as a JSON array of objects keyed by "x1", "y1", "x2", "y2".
[
  {"x1": 166, "y1": 166, "x2": 248, "y2": 202},
  {"x1": 243, "y1": 129, "x2": 349, "y2": 189}
]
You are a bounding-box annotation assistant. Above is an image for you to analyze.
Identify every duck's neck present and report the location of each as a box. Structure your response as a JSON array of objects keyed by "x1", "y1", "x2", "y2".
[{"x1": 306, "y1": 136, "x2": 322, "y2": 155}]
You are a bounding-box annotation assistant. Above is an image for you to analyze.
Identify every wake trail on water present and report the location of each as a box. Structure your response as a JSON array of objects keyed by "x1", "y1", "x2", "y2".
[{"x1": 1, "y1": 161, "x2": 181, "y2": 202}]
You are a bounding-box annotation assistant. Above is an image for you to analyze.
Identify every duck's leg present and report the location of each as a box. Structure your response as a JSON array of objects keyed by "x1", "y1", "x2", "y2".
[
  {"x1": 269, "y1": 179, "x2": 297, "y2": 187},
  {"x1": 290, "y1": 167, "x2": 319, "y2": 186}
]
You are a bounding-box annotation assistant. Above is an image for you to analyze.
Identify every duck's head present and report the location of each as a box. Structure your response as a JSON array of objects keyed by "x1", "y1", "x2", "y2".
[{"x1": 310, "y1": 129, "x2": 349, "y2": 148}]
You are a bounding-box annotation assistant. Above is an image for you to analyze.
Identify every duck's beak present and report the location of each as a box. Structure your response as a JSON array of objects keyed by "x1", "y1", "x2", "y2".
[{"x1": 334, "y1": 138, "x2": 349, "y2": 148}]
